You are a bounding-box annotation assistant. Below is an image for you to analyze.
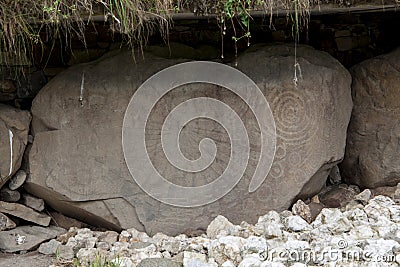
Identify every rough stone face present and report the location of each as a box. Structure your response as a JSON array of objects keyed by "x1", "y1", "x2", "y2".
[
  {"x1": 0, "y1": 187, "x2": 21, "y2": 202},
  {"x1": 8, "y1": 169, "x2": 27, "y2": 190},
  {"x1": 137, "y1": 258, "x2": 182, "y2": 267},
  {"x1": 26, "y1": 45, "x2": 352, "y2": 235},
  {"x1": 38, "y1": 239, "x2": 62, "y2": 255},
  {"x1": 342, "y1": 47, "x2": 400, "y2": 188},
  {"x1": 0, "y1": 201, "x2": 51, "y2": 226},
  {"x1": 0, "y1": 225, "x2": 65, "y2": 253},
  {"x1": 0, "y1": 104, "x2": 31, "y2": 188},
  {"x1": 0, "y1": 212, "x2": 16, "y2": 231},
  {"x1": 39, "y1": 193, "x2": 400, "y2": 266}
]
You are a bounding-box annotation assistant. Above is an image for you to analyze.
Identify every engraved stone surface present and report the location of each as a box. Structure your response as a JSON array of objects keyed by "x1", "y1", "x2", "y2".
[{"x1": 27, "y1": 45, "x2": 352, "y2": 235}]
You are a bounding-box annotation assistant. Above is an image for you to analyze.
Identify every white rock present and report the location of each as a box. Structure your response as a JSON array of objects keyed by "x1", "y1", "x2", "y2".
[
  {"x1": 374, "y1": 222, "x2": 397, "y2": 238},
  {"x1": 113, "y1": 257, "x2": 134, "y2": 267},
  {"x1": 238, "y1": 254, "x2": 262, "y2": 267},
  {"x1": 119, "y1": 230, "x2": 131, "y2": 242},
  {"x1": 256, "y1": 212, "x2": 284, "y2": 238},
  {"x1": 345, "y1": 208, "x2": 368, "y2": 225},
  {"x1": 153, "y1": 232, "x2": 187, "y2": 254},
  {"x1": 76, "y1": 228, "x2": 94, "y2": 239},
  {"x1": 388, "y1": 205, "x2": 400, "y2": 222},
  {"x1": 243, "y1": 236, "x2": 269, "y2": 255},
  {"x1": 370, "y1": 195, "x2": 395, "y2": 206},
  {"x1": 209, "y1": 236, "x2": 245, "y2": 265},
  {"x1": 183, "y1": 251, "x2": 216, "y2": 267},
  {"x1": 284, "y1": 240, "x2": 310, "y2": 251},
  {"x1": 187, "y1": 236, "x2": 210, "y2": 253},
  {"x1": 76, "y1": 247, "x2": 100, "y2": 263},
  {"x1": 349, "y1": 224, "x2": 375, "y2": 239},
  {"x1": 257, "y1": 211, "x2": 281, "y2": 225},
  {"x1": 364, "y1": 238, "x2": 400, "y2": 257},
  {"x1": 260, "y1": 262, "x2": 285, "y2": 267},
  {"x1": 222, "y1": 260, "x2": 236, "y2": 267},
  {"x1": 110, "y1": 241, "x2": 130, "y2": 254},
  {"x1": 364, "y1": 203, "x2": 391, "y2": 222},
  {"x1": 312, "y1": 208, "x2": 353, "y2": 234},
  {"x1": 38, "y1": 239, "x2": 61, "y2": 255},
  {"x1": 292, "y1": 199, "x2": 312, "y2": 223},
  {"x1": 285, "y1": 216, "x2": 311, "y2": 232},
  {"x1": 207, "y1": 215, "x2": 236, "y2": 239},
  {"x1": 354, "y1": 189, "x2": 372, "y2": 205}
]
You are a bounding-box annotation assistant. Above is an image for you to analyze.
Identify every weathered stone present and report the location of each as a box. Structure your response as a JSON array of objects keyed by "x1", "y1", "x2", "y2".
[
  {"x1": 319, "y1": 184, "x2": 360, "y2": 208},
  {"x1": 114, "y1": 257, "x2": 134, "y2": 267},
  {"x1": 153, "y1": 232, "x2": 188, "y2": 255},
  {"x1": 21, "y1": 193, "x2": 45, "y2": 212},
  {"x1": 342, "y1": 48, "x2": 400, "y2": 188},
  {"x1": 27, "y1": 45, "x2": 352, "y2": 235},
  {"x1": 97, "y1": 231, "x2": 119, "y2": 245},
  {"x1": 210, "y1": 236, "x2": 245, "y2": 265},
  {"x1": 8, "y1": 170, "x2": 27, "y2": 190},
  {"x1": 38, "y1": 239, "x2": 61, "y2": 255},
  {"x1": 138, "y1": 258, "x2": 182, "y2": 267},
  {"x1": 308, "y1": 202, "x2": 324, "y2": 221},
  {"x1": 0, "y1": 201, "x2": 51, "y2": 226},
  {"x1": 284, "y1": 216, "x2": 311, "y2": 232},
  {"x1": 183, "y1": 251, "x2": 217, "y2": 267},
  {"x1": 207, "y1": 215, "x2": 236, "y2": 239},
  {"x1": 0, "y1": 212, "x2": 16, "y2": 230},
  {"x1": 0, "y1": 187, "x2": 20, "y2": 202},
  {"x1": 0, "y1": 225, "x2": 65, "y2": 253},
  {"x1": 0, "y1": 104, "x2": 31, "y2": 188},
  {"x1": 292, "y1": 199, "x2": 312, "y2": 223},
  {"x1": 56, "y1": 247, "x2": 75, "y2": 263},
  {"x1": 394, "y1": 183, "x2": 400, "y2": 204},
  {"x1": 49, "y1": 211, "x2": 86, "y2": 229},
  {"x1": 372, "y1": 186, "x2": 397, "y2": 198},
  {"x1": 328, "y1": 165, "x2": 342, "y2": 185},
  {"x1": 354, "y1": 189, "x2": 372, "y2": 205},
  {"x1": 255, "y1": 211, "x2": 283, "y2": 239},
  {"x1": 238, "y1": 255, "x2": 262, "y2": 267},
  {"x1": 76, "y1": 247, "x2": 100, "y2": 263}
]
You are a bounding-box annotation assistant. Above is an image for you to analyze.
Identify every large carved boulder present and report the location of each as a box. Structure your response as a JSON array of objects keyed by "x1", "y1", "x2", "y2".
[
  {"x1": 26, "y1": 45, "x2": 352, "y2": 235},
  {"x1": 342, "y1": 48, "x2": 400, "y2": 188},
  {"x1": 0, "y1": 104, "x2": 31, "y2": 188}
]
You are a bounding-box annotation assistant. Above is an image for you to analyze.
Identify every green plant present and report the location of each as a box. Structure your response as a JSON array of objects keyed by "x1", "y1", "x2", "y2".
[
  {"x1": 73, "y1": 253, "x2": 121, "y2": 267},
  {"x1": 0, "y1": 0, "x2": 312, "y2": 72}
]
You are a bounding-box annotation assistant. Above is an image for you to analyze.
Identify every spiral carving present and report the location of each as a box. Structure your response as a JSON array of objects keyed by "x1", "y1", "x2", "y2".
[
  {"x1": 272, "y1": 90, "x2": 318, "y2": 145},
  {"x1": 122, "y1": 61, "x2": 276, "y2": 207}
]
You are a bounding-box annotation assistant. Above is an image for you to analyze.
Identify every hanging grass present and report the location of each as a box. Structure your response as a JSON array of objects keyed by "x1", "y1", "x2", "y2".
[{"x1": 0, "y1": 0, "x2": 315, "y2": 68}]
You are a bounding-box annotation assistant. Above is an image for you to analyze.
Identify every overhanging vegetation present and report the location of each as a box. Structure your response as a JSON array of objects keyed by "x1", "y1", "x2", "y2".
[{"x1": 0, "y1": 0, "x2": 397, "y2": 68}]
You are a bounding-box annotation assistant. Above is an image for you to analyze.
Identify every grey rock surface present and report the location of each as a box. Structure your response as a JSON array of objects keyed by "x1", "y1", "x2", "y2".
[
  {"x1": 0, "y1": 104, "x2": 31, "y2": 188},
  {"x1": 0, "y1": 226, "x2": 65, "y2": 253},
  {"x1": 137, "y1": 258, "x2": 183, "y2": 267},
  {"x1": 0, "y1": 212, "x2": 16, "y2": 231},
  {"x1": 8, "y1": 169, "x2": 27, "y2": 190},
  {"x1": 342, "y1": 47, "x2": 400, "y2": 188},
  {"x1": 0, "y1": 201, "x2": 51, "y2": 226},
  {"x1": 27, "y1": 45, "x2": 352, "y2": 235}
]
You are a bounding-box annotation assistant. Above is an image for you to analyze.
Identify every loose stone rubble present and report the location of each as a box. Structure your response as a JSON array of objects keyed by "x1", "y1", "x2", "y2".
[{"x1": 36, "y1": 191, "x2": 400, "y2": 267}]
